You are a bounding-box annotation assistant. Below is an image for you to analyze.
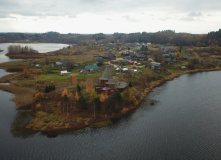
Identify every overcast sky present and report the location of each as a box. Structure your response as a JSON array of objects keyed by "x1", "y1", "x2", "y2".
[{"x1": 0, "y1": 0, "x2": 220, "y2": 34}]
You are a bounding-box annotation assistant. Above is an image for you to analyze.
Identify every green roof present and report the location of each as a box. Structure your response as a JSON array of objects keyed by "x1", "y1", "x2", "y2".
[{"x1": 85, "y1": 64, "x2": 98, "y2": 71}]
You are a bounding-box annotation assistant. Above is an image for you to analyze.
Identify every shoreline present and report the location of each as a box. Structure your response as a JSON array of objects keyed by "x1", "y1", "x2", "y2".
[
  {"x1": 0, "y1": 59, "x2": 220, "y2": 134},
  {"x1": 27, "y1": 67, "x2": 221, "y2": 134},
  {"x1": 1, "y1": 51, "x2": 221, "y2": 134},
  {"x1": 6, "y1": 53, "x2": 46, "y2": 59},
  {"x1": 5, "y1": 50, "x2": 61, "y2": 59}
]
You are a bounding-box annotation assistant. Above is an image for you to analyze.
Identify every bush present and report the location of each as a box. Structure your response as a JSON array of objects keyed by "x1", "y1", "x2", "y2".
[
  {"x1": 187, "y1": 61, "x2": 195, "y2": 69},
  {"x1": 44, "y1": 84, "x2": 55, "y2": 93}
]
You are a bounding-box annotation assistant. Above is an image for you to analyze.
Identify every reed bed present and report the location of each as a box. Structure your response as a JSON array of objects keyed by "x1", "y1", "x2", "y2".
[{"x1": 0, "y1": 84, "x2": 36, "y2": 108}]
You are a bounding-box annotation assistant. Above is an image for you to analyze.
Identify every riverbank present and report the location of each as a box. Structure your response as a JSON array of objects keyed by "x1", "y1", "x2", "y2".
[
  {"x1": 0, "y1": 65, "x2": 220, "y2": 134},
  {"x1": 0, "y1": 61, "x2": 220, "y2": 134},
  {"x1": 24, "y1": 67, "x2": 221, "y2": 134},
  {"x1": 5, "y1": 50, "x2": 61, "y2": 59}
]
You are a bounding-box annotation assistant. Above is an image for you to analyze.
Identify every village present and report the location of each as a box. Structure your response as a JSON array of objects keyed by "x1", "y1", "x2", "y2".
[{"x1": 0, "y1": 41, "x2": 221, "y2": 133}]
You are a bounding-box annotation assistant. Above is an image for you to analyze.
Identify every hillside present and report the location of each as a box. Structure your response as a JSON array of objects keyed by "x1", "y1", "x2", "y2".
[{"x1": 0, "y1": 29, "x2": 221, "y2": 46}]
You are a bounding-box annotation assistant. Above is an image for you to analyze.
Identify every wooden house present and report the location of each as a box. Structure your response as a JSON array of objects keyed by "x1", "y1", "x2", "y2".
[{"x1": 95, "y1": 65, "x2": 127, "y2": 95}]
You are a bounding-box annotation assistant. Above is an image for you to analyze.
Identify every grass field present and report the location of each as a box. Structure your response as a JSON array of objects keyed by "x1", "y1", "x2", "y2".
[
  {"x1": 76, "y1": 72, "x2": 102, "y2": 80},
  {"x1": 37, "y1": 74, "x2": 70, "y2": 82}
]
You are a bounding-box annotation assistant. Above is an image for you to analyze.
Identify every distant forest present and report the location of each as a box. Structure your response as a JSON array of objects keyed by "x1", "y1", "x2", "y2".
[{"x1": 0, "y1": 29, "x2": 220, "y2": 46}]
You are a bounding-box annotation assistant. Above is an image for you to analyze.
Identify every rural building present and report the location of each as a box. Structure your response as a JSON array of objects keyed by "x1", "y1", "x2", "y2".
[
  {"x1": 136, "y1": 53, "x2": 147, "y2": 61},
  {"x1": 95, "y1": 65, "x2": 127, "y2": 95},
  {"x1": 93, "y1": 53, "x2": 99, "y2": 57},
  {"x1": 55, "y1": 61, "x2": 72, "y2": 68},
  {"x1": 102, "y1": 52, "x2": 116, "y2": 60},
  {"x1": 85, "y1": 64, "x2": 98, "y2": 72},
  {"x1": 55, "y1": 62, "x2": 62, "y2": 68},
  {"x1": 60, "y1": 70, "x2": 71, "y2": 75},
  {"x1": 150, "y1": 62, "x2": 161, "y2": 70},
  {"x1": 94, "y1": 57, "x2": 104, "y2": 65},
  {"x1": 122, "y1": 56, "x2": 131, "y2": 62},
  {"x1": 110, "y1": 60, "x2": 118, "y2": 64},
  {"x1": 35, "y1": 64, "x2": 42, "y2": 68},
  {"x1": 180, "y1": 66, "x2": 186, "y2": 70}
]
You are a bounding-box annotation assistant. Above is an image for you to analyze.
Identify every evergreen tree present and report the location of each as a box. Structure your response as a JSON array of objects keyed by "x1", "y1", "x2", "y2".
[
  {"x1": 63, "y1": 94, "x2": 69, "y2": 101},
  {"x1": 128, "y1": 81, "x2": 132, "y2": 88},
  {"x1": 105, "y1": 92, "x2": 122, "y2": 114},
  {"x1": 77, "y1": 96, "x2": 87, "y2": 110},
  {"x1": 113, "y1": 92, "x2": 122, "y2": 112},
  {"x1": 45, "y1": 85, "x2": 49, "y2": 93},
  {"x1": 45, "y1": 84, "x2": 55, "y2": 93},
  {"x1": 93, "y1": 97, "x2": 101, "y2": 111},
  {"x1": 77, "y1": 84, "x2": 81, "y2": 93},
  {"x1": 145, "y1": 46, "x2": 148, "y2": 51}
]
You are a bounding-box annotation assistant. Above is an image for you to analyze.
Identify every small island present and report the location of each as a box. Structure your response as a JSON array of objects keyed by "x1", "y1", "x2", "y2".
[{"x1": 0, "y1": 31, "x2": 221, "y2": 134}]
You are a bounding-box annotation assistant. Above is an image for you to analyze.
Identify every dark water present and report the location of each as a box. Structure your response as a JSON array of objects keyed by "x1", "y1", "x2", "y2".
[{"x1": 1, "y1": 70, "x2": 221, "y2": 159}]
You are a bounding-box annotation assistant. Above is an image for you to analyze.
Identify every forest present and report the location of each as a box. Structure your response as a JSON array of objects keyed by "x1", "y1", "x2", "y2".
[{"x1": 0, "y1": 29, "x2": 221, "y2": 46}]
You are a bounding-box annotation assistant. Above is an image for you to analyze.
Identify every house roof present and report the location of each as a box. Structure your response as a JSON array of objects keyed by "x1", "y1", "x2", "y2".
[
  {"x1": 136, "y1": 53, "x2": 146, "y2": 58},
  {"x1": 159, "y1": 45, "x2": 174, "y2": 50},
  {"x1": 94, "y1": 57, "x2": 103, "y2": 62},
  {"x1": 116, "y1": 81, "x2": 127, "y2": 89},
  {"x1": 85, "y1": 64, "x2": 98, "y2": 71},
  {"x1": 100, "y1": 65, "x2": 115, "y2": 84},
  {"x1": 150, "y1": 62, "x2": 161, "y2": 67},
  {"x1": 55, "y1": 62, "x2": 62, "y2": 65},
  {"x1": 164, "y1": 57, "x2": 172, "y2": 63},
  {"x1": 102, "y1": 52, "x2": 115, "y2": 58},
  {"x1": 61, "y1": 70, "x2": 70, "y2": 74}
]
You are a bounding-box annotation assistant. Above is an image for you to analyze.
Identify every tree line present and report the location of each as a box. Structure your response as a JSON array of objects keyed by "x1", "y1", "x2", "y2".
[
  {"x1": 1, "y1": 29, "x2": 221, "y2": 46},
  {"x1": 32, "y1": 76, "x2": 138, "y2": 117},
  {"x1": 7, "y1": 45, "x2": 39, "y2": 54}
]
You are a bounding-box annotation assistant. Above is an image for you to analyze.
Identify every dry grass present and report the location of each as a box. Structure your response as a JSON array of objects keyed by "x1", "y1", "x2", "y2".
[
  {"x1": 211, "y1": 55, "x2": 221, "y2": 59},
  {"x1": 0, "y1": 60, "x2": 29, "y2": 72},
  {"x1": 0, "y1": 84, "x2": 36, "y2": 108},
  {"x1": 198, "y1": 52, "x2": 210, "y2": 57},
  {"x1": 6, "y1": 53, "x2": 46, "y2": 59},
  {"x1": 51, "y1": 54, "x2": 94, "y2": 64},
  {"x1": 0, "y1": 74, "x2": 16, "y2": 83}
]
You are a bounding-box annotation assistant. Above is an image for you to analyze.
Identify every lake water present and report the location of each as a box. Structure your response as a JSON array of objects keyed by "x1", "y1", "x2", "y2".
[
  {"x1": 1, "y1": 69, "x2": 221, "y2": 159},
  {"x1": 0, "y1": 43, "x2": 69, "y2": 63}
]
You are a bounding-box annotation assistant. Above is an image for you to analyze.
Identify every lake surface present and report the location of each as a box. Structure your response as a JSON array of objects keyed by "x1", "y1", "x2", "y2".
[
  {"x1": 1, "y1": 69, "x2": 221, "y2": 159},
  {"x1": 0, "y1": 43, "x2": 69, "y2": 63}
]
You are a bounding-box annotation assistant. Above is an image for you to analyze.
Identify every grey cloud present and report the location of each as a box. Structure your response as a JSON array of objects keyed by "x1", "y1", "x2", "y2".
[
  {"x1": 180, "y1": 17, "x2": 194, "y2": 21},
  {"x1": 180, "y1": 11, "x2": 203, "y2": 21},
  {"x1": 0, "y1": 0, "x2": 220, "y2": 19},
  {"x1": 0, "y1": 0, "x2": 20, "y2": 7},
  {"x1": 122, "y1": 15, "x2": 139, "y2": 22},
  {"x1": 188, "y1": 12, "x2": 202, "y2": 17}
]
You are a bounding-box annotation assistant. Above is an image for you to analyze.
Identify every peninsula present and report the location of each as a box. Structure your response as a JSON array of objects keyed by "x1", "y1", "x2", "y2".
[{"x1": 0, "y1": 30, "x2": 221, "y2": 134}]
